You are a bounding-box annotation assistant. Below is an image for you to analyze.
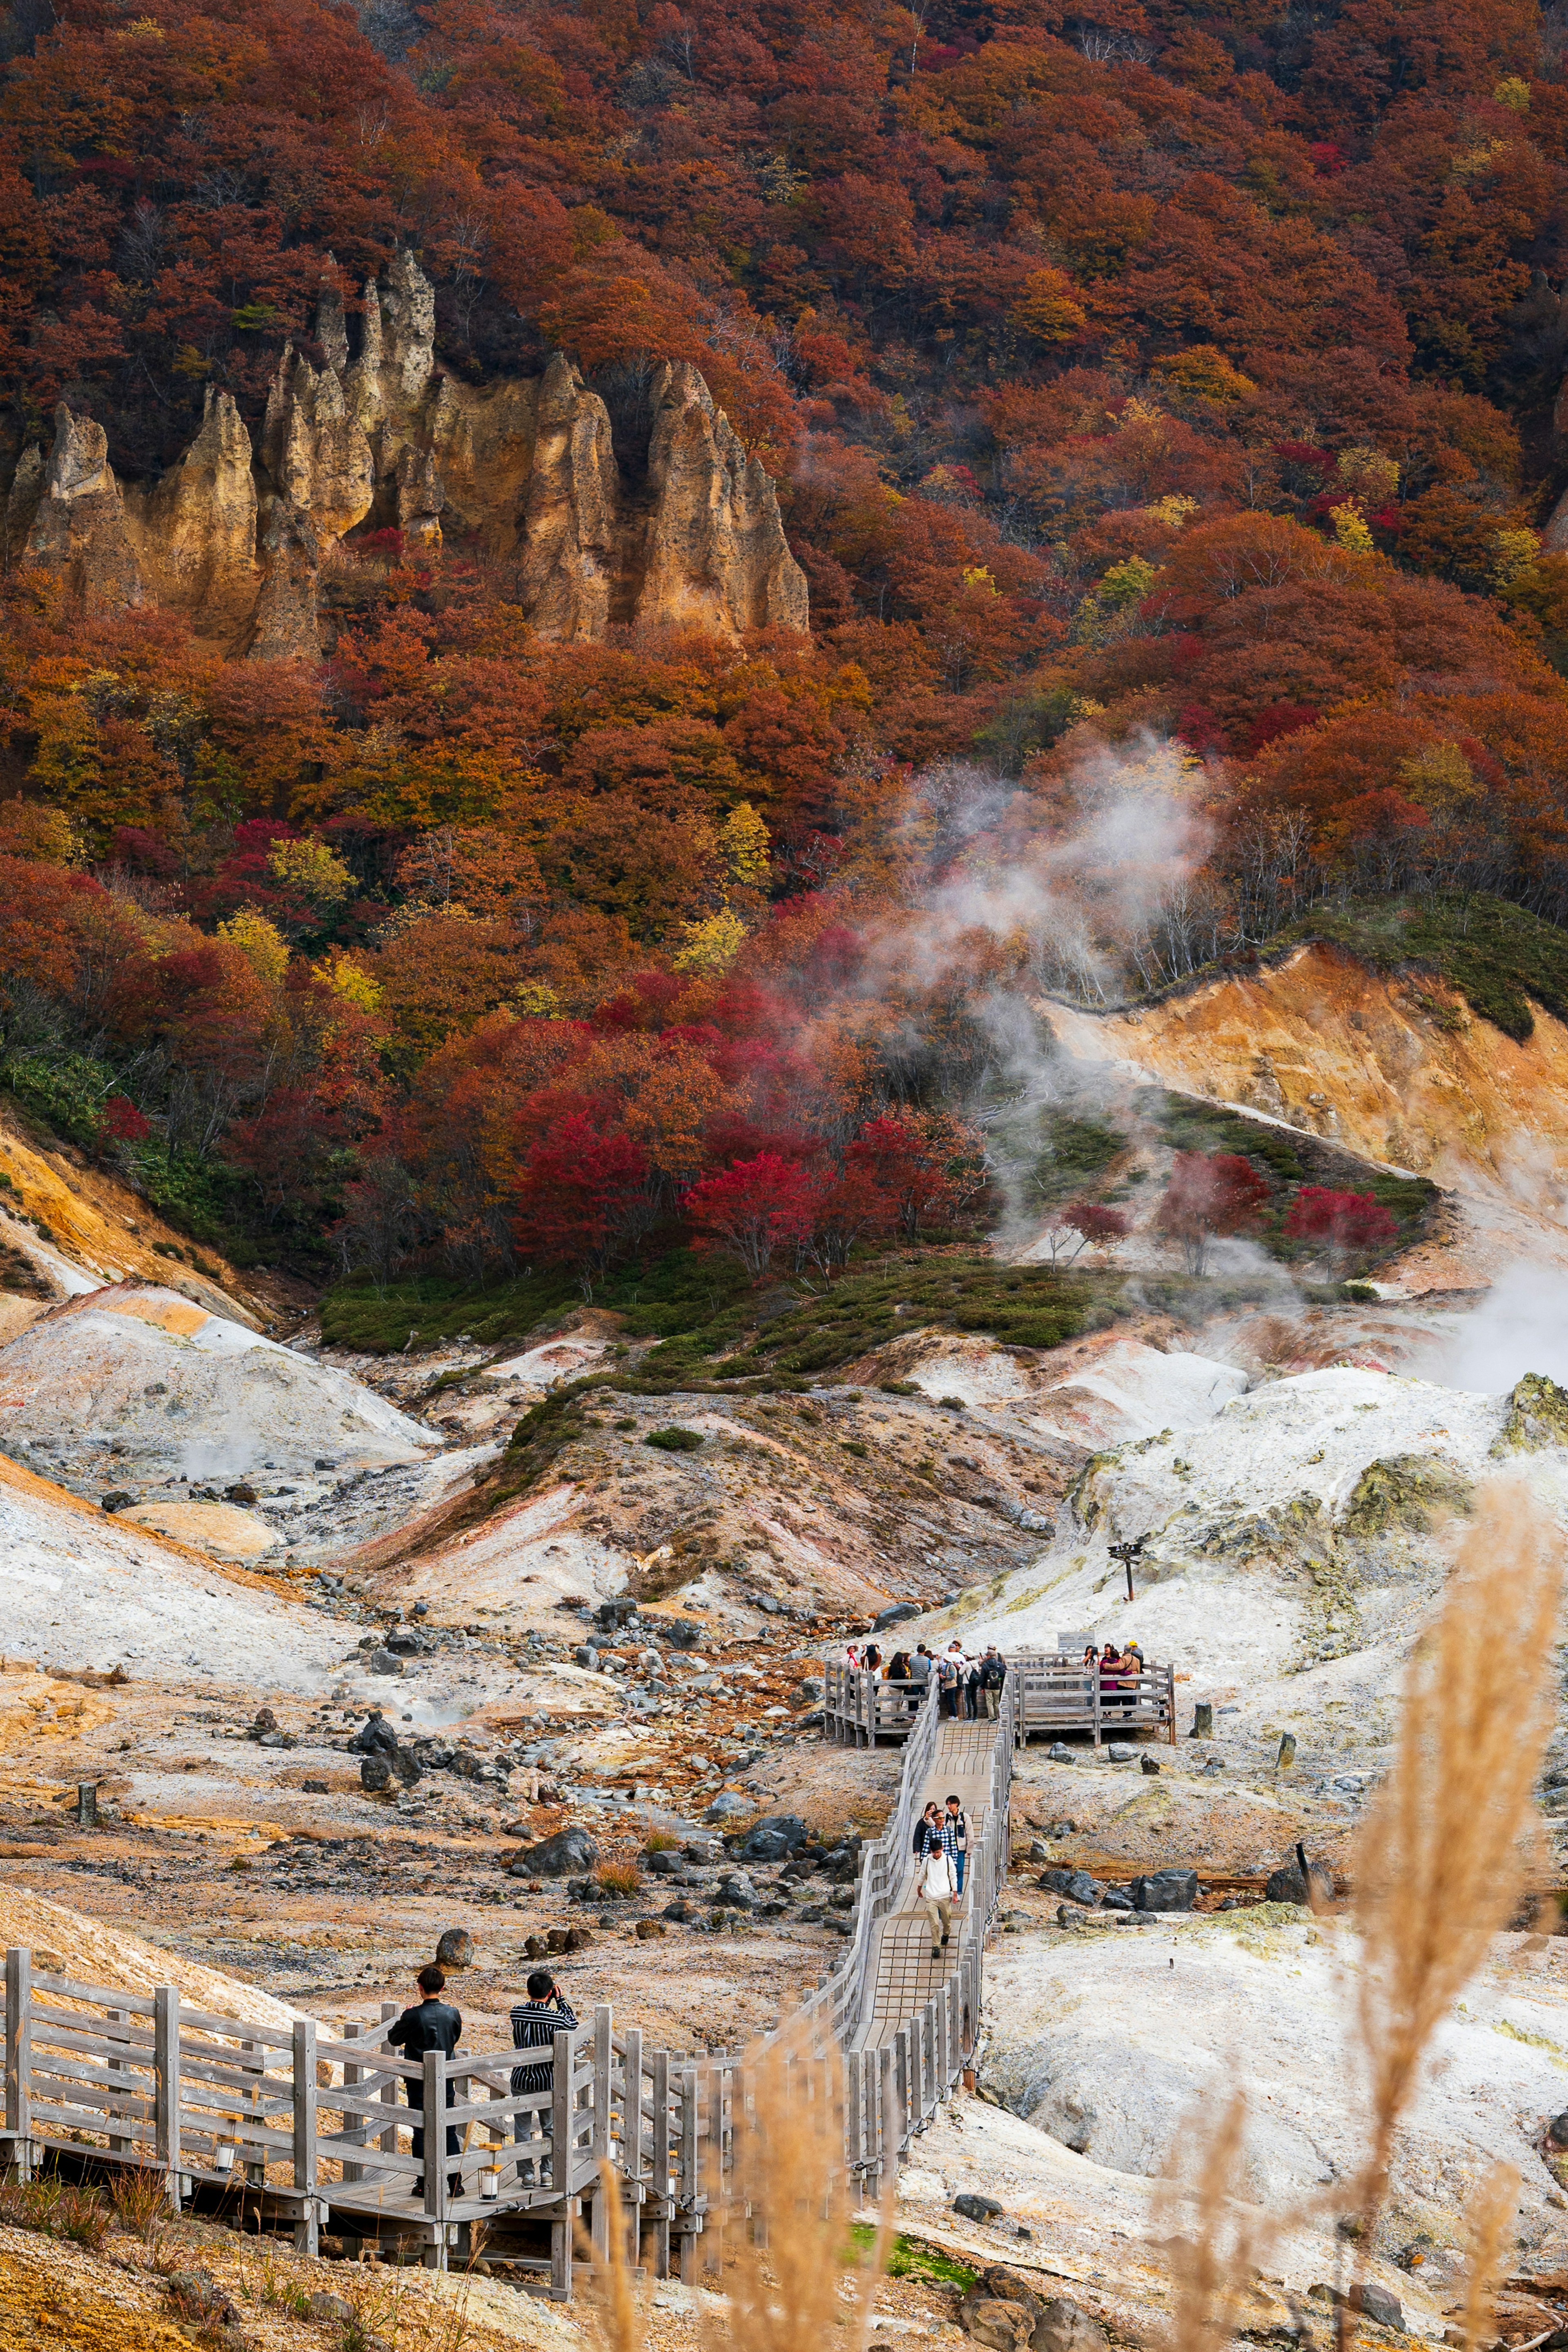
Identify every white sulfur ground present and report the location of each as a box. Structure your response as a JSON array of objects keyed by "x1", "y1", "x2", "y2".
[
  {"x1": 0, "y1": 1283, "x2": 436, "y2": 1497},
  {"x1": 945, "y1": 1912, "x2": 1568, "y2": 2328},
  {"x1": 915, "y1": 1365, "x2": 1556, "y2": 1706},
  {"x1": 0, "y1": 1459, "x2": 344, "y2": 1689}
]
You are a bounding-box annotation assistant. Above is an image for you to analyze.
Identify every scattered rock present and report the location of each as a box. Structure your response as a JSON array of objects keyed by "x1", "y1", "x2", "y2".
[
  {"x1": 1316, "y1": 2284, "x2": 1404, "y2": 2334},
  {"x1": 1038, "y1": 1869, "x2": 1105, "y2": 1905},
  {"x1": 225, "y1": 1482, "x2": 259, "y2": 1506},
  {"x1": 367, "y1": 1647, "x2": 404, "y2": 1675},
  {"x1": 304, "y1": 2292, "x2": 355, "y2": 2323},
  {"x1": 963, "y1": 2300, "x2": 1035, "y2": 2351},
  {"x1": 953, "y1": 2191, "x2": 1005, "y2": 2220},
  {"x1": 1140, "y1": 1756, "x2": 1161, "y2": 1775},
  {"x1": 874, "y1": 1602, "x2": 921, "y2": 1629},
  {"x1": 635, "y1": 1918, "x2": 668, "y2": 1939},
  {"x1": 1100, "y1": 1886, "x2": 1134, "y2": 1911},
  {"x1": 705, "y1": 1793, "x2": 751, "y2": 1821},
  {"x1": 1105, "y1": 1744, "x2": 1136, "y2": 1763},
  {"x1": 1047, "y1": 1744, "x2": 1074, "y2": 1763},
  {"x1": 510, "y1": 1826, "x2": 600, "y2": 1877},
  {"x1": 1130, "y1": 1869, "x2": 1198, "y2": 1913},
  {"x1": 347, "y1": 1712, "x2": 399, "y2": 1756},
  {"x1": 1036, "y1": 2301, "x2": 1109, "y2": 2352},
  {"x1": 737, "y1": 1812, "x2": 808, "y2": 1861},
  {"x1": 252, "y1": 1707, "x2": 278, "y2": 1736},
  {"x1": 100, "y1": 1490, "x2": 136, "y2": 1513},
  {"x1": 359, "y1": 1754, "x2": 393, "y2": 1793},
  {"x1": 435, "y1": 1927, "x2": 474, "y2": 1968},
  {"x1": 1266, "y1": 1846, "x2": 1336, "y2": 1906},
  {"x1": 301, "y1": 1778, "x2": 329, "y2": 1794}
]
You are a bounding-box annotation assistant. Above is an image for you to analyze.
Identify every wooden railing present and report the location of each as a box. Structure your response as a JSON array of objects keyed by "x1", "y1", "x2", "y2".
[
  {"x1": 1011, "y1": 1654, "x2": 1176, "y2": 1746},
  {"x1": 0, "y1": 1655, "x2": 1018, "y2": 2289},
  {"x1": 822, "y1": 1663, "x2": 924, "y2": 1744}
]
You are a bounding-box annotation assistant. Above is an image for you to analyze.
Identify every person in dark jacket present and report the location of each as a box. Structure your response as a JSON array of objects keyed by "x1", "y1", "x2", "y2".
[
  {"x1": 979, "y1": 1646, "x2": 1007, "y2": 1720},
  {"x1": 386, "y1": 1962, "x2": 462, "y2": 2197},
  {"x1": 509, "y1": 1969, "x2": 579, "y2": 2185},
  {"x1": 913, "y1": 1800, "x2": 944, "y2": 1859}
]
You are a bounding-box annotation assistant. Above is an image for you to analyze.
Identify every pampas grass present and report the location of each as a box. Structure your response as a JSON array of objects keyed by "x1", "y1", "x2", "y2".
[
  {"x1": 1160, "y1": 2092, "x2": 1274, "y2": 2352},
  {"x1": 1351, "y1": 1478, "x2": 1562, "y2": 2230},
  {"x1": 1459, "y1": 2162, "x2": 1521, "y2": 2352},
  {"x1": 1161, "y1": 1477, "x2": 1561, "y2": 2352},
  {"x1": 582, "y1": 2019, "x2": 893, "y2": 2352}
]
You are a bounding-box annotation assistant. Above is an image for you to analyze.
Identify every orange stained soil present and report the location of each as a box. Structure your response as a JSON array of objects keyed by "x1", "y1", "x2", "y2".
[{"x1": 1042, "y1": 942, "x2": 1568, "y2": 1212}]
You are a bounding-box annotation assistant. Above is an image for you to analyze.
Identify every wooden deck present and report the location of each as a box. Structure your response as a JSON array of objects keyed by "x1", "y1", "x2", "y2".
[
  {"x1": 2, "y1": 1654, "x2": 1025, "y2": 2288},
  {"x1": 822, "y1": 1663, "x2": 924, "y2": 1744},
  {"x1": 1012, "y1": 1650, "x2": 1177, "y2": 1747}
]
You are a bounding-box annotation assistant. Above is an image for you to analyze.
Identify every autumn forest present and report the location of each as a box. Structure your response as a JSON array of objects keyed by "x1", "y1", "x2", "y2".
[{"x1": 4, "y1": 0, "x2": 1568, "y2": 1298}]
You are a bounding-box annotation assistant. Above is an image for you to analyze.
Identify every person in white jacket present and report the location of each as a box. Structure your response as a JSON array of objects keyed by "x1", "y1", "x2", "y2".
[{"x1": 921, "y1": 1841, "x2": 957, "y2": 1958}]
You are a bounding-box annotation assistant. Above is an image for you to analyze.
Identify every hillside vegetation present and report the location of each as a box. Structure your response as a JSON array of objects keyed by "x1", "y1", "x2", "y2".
[{"x1": 4, "y1": 0, "x2": 1568, "y2": 1298}]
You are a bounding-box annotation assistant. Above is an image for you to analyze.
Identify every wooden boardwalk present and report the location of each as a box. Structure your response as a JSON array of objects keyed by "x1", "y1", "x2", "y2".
[
  {"x1": 851, "y1": 1717, "x2": 996, "y2": 2054},
  {"x1": 2, "y1": 1666, "x2": 1024, "y2": 2288}
]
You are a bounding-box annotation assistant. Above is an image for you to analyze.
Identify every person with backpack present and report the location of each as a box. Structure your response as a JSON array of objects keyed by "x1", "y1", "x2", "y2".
[
  {"x1": 979, "y1": 1646, "x2": 1007, "y2": 1720},
  {"x1": 938, "y1": 1644, "x2": 963, "y2": 1719}
]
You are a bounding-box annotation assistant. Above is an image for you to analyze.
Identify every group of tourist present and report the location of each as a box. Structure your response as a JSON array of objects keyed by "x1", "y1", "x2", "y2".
[
  {"x1": 913, "y1": 1794, "x2": 969, "y2": 1958},
  {"x1": 1083, "y1": 1639, "x2": 1145, "y2": 1708},
  {"x1": 844, "y1": 1638, "x2": 1009, "y2": 1719}
]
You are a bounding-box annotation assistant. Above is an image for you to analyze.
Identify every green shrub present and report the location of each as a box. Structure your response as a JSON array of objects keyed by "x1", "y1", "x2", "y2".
[
  {"x1": 645, "y1": 1426, "x2": 704, "y2": 1452},
  {"x1": 1, "y1": 1051, "x2": 116, "y2": 1148}
]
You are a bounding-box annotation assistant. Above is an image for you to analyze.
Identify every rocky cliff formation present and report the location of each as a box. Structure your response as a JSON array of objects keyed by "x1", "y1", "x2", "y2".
[{"x1": 3, "y1": 252, "x2": 808, "y2": 657}]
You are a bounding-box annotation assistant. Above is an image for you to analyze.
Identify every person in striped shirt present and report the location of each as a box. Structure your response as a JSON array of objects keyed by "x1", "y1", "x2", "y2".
[{"x1": 509, "y1": 1970, "x2": 579, "y2": 2183}]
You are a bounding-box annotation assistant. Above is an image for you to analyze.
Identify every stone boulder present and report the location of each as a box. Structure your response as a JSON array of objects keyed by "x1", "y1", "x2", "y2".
[
  {"x1": 737, "y1": 1813, "x2": 809, "y2": 1862},
  {"x1": 509, "y1": 1825, "x2": 599, "y2": 1877},
  {"x1": 1039, "y1": 1868, "x2": 1105, "y2": 1906},
  {"x1": 347, "y1": 1711, "x2": 400, "y2": 1756},
  {"x1": 1130, "y1": 1868, "x2": 1198, "y2": 1912}
]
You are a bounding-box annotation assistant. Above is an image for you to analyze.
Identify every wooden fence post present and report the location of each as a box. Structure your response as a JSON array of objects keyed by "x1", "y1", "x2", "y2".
[
  {"x1": 154, "y1": 1984, "x2": 180, "y2": 2209},
  {"x1": 378, "y1": 2001, "x2": 399, "y2": 2161},
  {"x1": 343, "y1": 2020, "x2": 366, "y2": 2185},
  {"x1": 590, "y1": 2005, "x2": 613, "y2": 2261},
  {"x1": 106, "y1": 2006, "x2": 130, "y2": 2159},
  {"x1": 551, "y1": 2026, "x2": 574, "y2": 2299},
  {"x1": 651, "y1": 2049, "x2": 672, "y2": 2278},
  {"x1": 423, "y1": 2049, "x2": 447, "y2": 2267},
  {"x1": 294, "y1": 2017, "x2": 319, "y2": 2255},
  {"x1": 4, "y1": 1949, "x2": 31, "y2": 2180}
]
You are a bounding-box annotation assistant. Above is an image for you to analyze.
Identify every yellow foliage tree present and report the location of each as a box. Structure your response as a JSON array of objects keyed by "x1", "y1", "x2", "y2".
[
  {"x1": 1008, "y1": 266, "x2": 1088, "y2": 346},
  {"x1": 321, "y1": 951, "x2": 383, "y2": 1012},
  {"x1": 720, "y1": 802, "x2": 771, "y2": 888},
  {"x1": 672, "y1": 907, "x2": 747, "y2": 974},
  {"x1": 218, "y1": 908, "x2": 290, "y2": 986},
  {"x1": 267, "y1": 836, "x2": 355, "y2": 909},
  {"x1": 1329, "y1": 502, "x2": 1376, "y2": 555}
]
